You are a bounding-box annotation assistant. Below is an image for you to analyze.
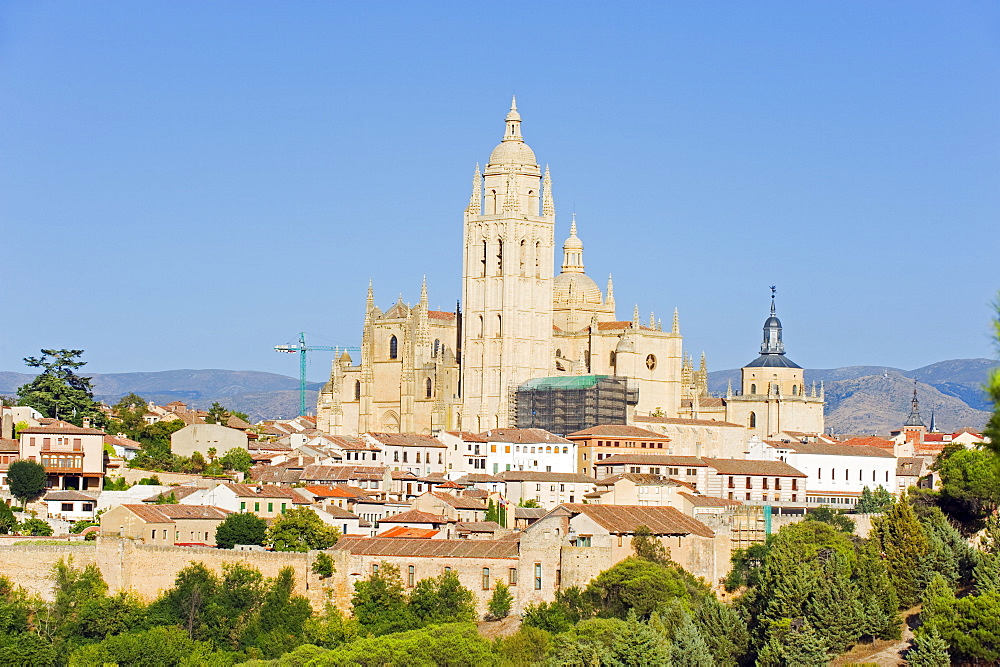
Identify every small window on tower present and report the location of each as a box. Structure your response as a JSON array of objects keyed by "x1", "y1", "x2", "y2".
[
  {"x1": 354, "y1": 380, "x2": 361, "y2": 400},
  {"x1": 425, "y1": 378, "x2": 433, "y2": 398},
  {"x1": 389, "y1": 336, "x2": 398, "y2": 359}
]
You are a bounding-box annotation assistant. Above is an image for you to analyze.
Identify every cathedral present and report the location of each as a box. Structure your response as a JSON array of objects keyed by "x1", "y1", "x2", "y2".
[{"x1": 316, "y1": 100, "x2": 822, "y2": 439}]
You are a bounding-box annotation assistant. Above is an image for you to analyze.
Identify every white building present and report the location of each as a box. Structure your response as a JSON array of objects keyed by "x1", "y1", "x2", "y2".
[
  {"x1": 748, "y1": 437, "x2": 897, "y2": 505},
  {"x1": 363, "y1": 433, "x2": 447, "y2": 476},
  {"x1": 440, "y1": 428, "x2": 576, "y2": 477}
]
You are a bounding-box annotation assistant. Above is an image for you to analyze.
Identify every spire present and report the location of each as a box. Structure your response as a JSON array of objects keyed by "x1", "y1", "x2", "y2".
[
  {"x1": 503, "y1": 95, "x2": 522, "y2": 142},
  {"x1": 366, "y1": 280, "x2": 375, "y2": 316},
  {"x1": 606, "y1": 275, "x2": 615, "y2": 310},
  {"x1": 542, "y1": 165, "x2": 555, "y2": 216},
  {"x1": 929, "y1": 409, "x2": 937, "y2": 433},
  {"x1": 672, "y1": 308, "x2": 679, "y2": 334},
  {"x1": 649, "y1": 311, "x2": 655, "y2": 328},
  {"x1": 699, "y1": 352, "x2": 707, "y2": 376},
  {"x1": 561, "y1": 215, "x2": 585, "y2": 274},
  {"x1": 904, "y1": 381, "x2": 925, "y2": 428},
  {"x1": 760, "y1": 286, "x2": 785, "y2": 355},
  {"x1": 420, "y1": 276, "x2": 428, "y2": 307},
  {"x1": 726, "y1": 378, "x2": 733, "y2": 398},
  {"x1": 466, "y1": 164, "x2": 481, "y2": 215},
  {"x1": 632, "y1": 304, "x2": 640, "y2": 328}
]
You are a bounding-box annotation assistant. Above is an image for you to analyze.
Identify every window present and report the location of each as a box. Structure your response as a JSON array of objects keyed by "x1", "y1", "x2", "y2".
[
  {"x1": 482, "y1": 568, "x2": 491, "y2": 590},
  {"x1": 82, "y1": 503, "x2": 93, "y2": 512},
  {"x1": 281, "y1": 503, "x2": 287, "y2": 513},
  {"x1": 240, "y1": 502, "x2": 246, "y2": 510},
  {"x1": 496, "y1": 239, "x2": 503, "y2": 274},
  {"x1": 646, "y1": 354, "x2": 656, "y2": 370},
  {"x1": 774, "y1": 478, "x2": 781, "y2": 490},
  {"x1": 389, "y1": 336, "x2": 398, "y2": 359},
  {"x1": 576, "y1": 535, "x2": 592, "y2": 547},
  {"x1": 748, "y1": 412, "x2": 756, "y2": 428},
  {"x1": 254, "y1": 502, "x2": 260, "y2": 512},
  {"x1": 416, "y1": 452, "x2": 421, "y2": 464},
  {"x1": 534, "y1": 563, "x2": 542, "y2": 589},
  {"x1": 509, "y1": 568, "x2": 518, "y2": 585},
  {"x1": 750, "y1": 384, "x2": 757, "y2": 395},
  {"x1": 372, "y1": 563, "x2": 379, "y2": 574},
  {"x1": 444, "y1": 566, "x2": 451, "y2": 573},
  {"x1": 61, "y1": 503, "x2": 73, "y2": 512},
  {"x1": 267, "y1": 502, "x2": 273, "y2": 513},
  {"x1": 792, "y1": 385, "x2": 798, "y2": 395},
  {"x1": 394, "y1": 451, "x2": 399, "y2": 462},
  {"x1": 792, "y1": 479, "x2": 798, "y2": 490},
  {"x1": 354, "y1": 380, "x2": 361, "y2": 400},
  {"x1": 686, "y1": 468, "x2": 698, "y2": 476},
  {"x1": 481, "y1": 239, "x2": 488, "y2": 276},
  {"x1": 403, "y1": 451, "x2": 408, "y2": 463},
  {"x1": 763, "y1": 478, "x2": 769, "y2": 490},
  {"x1": 746, "y1": 477, "x2": 752, "y2": 489},
  {"x1": 650, "y1": 467, "x2": 660, "y2": 474},
  {"x1": 425, "y1": 378, "x2": 433, "y2": 398},
  {"x1": 408, "y1": 565, "x2": 415, "y2": 587},
  {"x1": 433, "y1": 339, "x2": 441, "y2": 357}
]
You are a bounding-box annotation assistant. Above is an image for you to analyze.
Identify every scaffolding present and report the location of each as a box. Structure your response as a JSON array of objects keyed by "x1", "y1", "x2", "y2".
[{"x1": 513, "y1": 375, "x2": 638, "y2": 435}]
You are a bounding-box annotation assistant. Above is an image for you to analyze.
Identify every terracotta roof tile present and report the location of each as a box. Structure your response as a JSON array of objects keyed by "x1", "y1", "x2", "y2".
[
  {"x1": 634, "y1": 416, "x2": 742, "y2": 428},
  {"x1": 427, "y1": 310, "x2": 456, "y2": 320},
  {"x1": 332, "y1": 536, "x2": 519, "y2": 559},
  {"x1": 477, "y1": 428, "x2": 572, "y2": 444},
  {"x1": 365, "y1": 433, "x2": 446, "y2": 448},
  {"x1": 20, "y1": 426, "x2": 105, "y2": 435},
  {"x1": 44, "y1": 490, "x2": 96, "y2": 502},
  {"x1": 429, "y1": 491, "x2": 487, "y2": 510},
  {"x1": 377, "y1": 526, "x2": 441, "y2": 539},
  {"x1": 766, "y1": 441, "x2": 895, "y2": 458},
  {"x1": 499, "y1": 471, "x2": 597, "y2": 483},
  {"x1": 567, "y1": 425, "x2": 669, "y2": 439},
  {"x1": 594, "y1": 454, "x2": 707, "y2": 467},
  {"x1": 703, "y1": 458, "x2": 806, "y2": 477},
  {"x1": 557, "y1": 503, "x2": 714, "y2": 538},
  {"x1": 678, "y1": 492, "x2": 743, "y2": 508},
  {"x1": 379, "y1": 509, "x2": 448, "y2": 524}
]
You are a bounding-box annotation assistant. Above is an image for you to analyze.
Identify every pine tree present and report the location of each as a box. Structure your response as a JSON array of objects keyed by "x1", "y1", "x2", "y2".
[
  {"x1": 667, "y1": 609, "x2": 713, "y2": 667},
  {"x1": 974, "y1": 513, "x2": 1000, "y2": 594},
  {"x1": 854, "y1": 541, "x2": 901, "y2": 640},
  {"x1": 695, "y1": 595, "x2": 749, "y2": 665},
  {"x1": 907, "y1": 628, "x2": 950, "y2": 667},
  {"x1": 805, "y1": 552, "x2": 862, "y2": 653},
  {"x1": 487, "y1": 580, "x2": 512, "y2": 620},
  {"x1": 870, "y1": 500, "x2": 929, "y2": 608},
  {"x1": 919, "y1": 573, "x2": 956, "y2": 632}
]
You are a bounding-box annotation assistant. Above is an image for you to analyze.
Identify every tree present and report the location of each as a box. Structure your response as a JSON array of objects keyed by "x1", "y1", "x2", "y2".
[
  {"x1": 935, "y1": 446, "x2": 1000, "y2": 532},
  {"x1": 7, "y1": 459, "x2": 47, "y2": 508},
  {"x1": 215, "y1": 512, "x2": 267, "y2": 549},
  {"x1": 907, "y1": 628, "x2": 950, "y2": 667},
  {"x1": 856, "y1": 485, "x2": 895, "y2": 513},
  {"x1": 983, "y1": 299, "x2": 1000, "y2": 451},
  {"x1": 854, "y1": 540, "x2": 901, "y2": 640},
  {"x1": 266, "y1": 507, "x2": 340, "y2": 552},
  {"x1": 584, "y1": 556, "x2": 698, "y2": 619},
  {"x1": 219, "y1": 447, "x2": 252, "y2": 474},
  {"x1": 632, "y1": 524, "x2": 670, "y2": 563},
  {"x1": 408, "y1": 570, "x2": 476, "y2": 626},
  {"x1": 207, "y1": 402, "x2": 231, "y2": 425},
  {"x1": 16, "y1": 349, "x2": 103, "y2": 426},
  {"x1": 153, "y1": 562, "x2": 219, "y2": 640},
  {"x1": 805, "y1": 551, "x2": 863, "y2": 653},
  {"x1": 695, "y1": 594, "x2": 750, "y2": 664},
  {"x1": 350, "y1": 562, "x2": 418, "y2": 636},
  {"x1": 0, "y1": 503, "x2": 16, "y2": 535},
  {"x1": 18, "y1": 517, "x2": 52, "y2": 536},
  {"x1": 804, "y1": 505, "x2": 855, "y2": 533},
  {"x1": 487, "y1": 580, "x2": 512, "y2": 620},
  {"x1": 69, "y1": 519, "x2": 99, "y2": 534},
  {"x1": 68, "y1": 625, "x2": 213, "y2": 666},
  {"x1": 517, "y1": 498, "x2": 539, "y2": 508},
  {"x1": 312, "y1": 552, "x2": 335, "y2": 579},
  {"x1": 870, "y1": 500, "x2": 929, "y2": 608},
  {"x1": 50, "y1": 557, "x2": 109, "y2": 638},
  {"x1": 109, "y1": 393, "x2": 148, "y2": 436},
  {"x1": 495, "y1": 626, "x2": 551, "y2": 665}
]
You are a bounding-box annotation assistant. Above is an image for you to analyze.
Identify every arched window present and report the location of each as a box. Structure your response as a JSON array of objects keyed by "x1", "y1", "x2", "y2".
[
  {"x1": 535, "y1": 241, "x2": 542, "y2": 277},
  {"x1": 748, "y1": 412, "x2": 757, "y2": 428},
  {"x1": 496, "y1": 239, "x2": 503, "y2": 274},
  {"x1": 495, "y1": 314, "x2": 502, "y2": 337},
  {"x1": 520, "y1": 239, "x2": 526, "y2": 275},
  {"x1": 389, "y1": 335, "x2": 398, "y2": 359},
  {"x1": 477, "y1": 315, "x2": 484, "y2": 338},
  {"x1": 563, "y1": 447, "x2": 569, "y2": 454},
  {"x1": 354, "y1": 380, "x2": 361, "y2": 400},
  {"x1": 555, "y1": 348, "x2": 562, "y2": 359},
  {"x1": 425, "y1": 377, "x2": 433, "y2": 398},
  {"x1": 416, "y1": 452, "x2": 421, "y2": 463},
  {"x1": 490, "y1": 189, "x2": 497, "y2": 213},
  {"x1": 610, "y1": 351, "x2": 616, "y2": 366},
  {"x1": 792, "y1": 384, "x2": 798, "y2": 396},
  {"x1": 750, "y1": 383, "x2": 757, "y2": 395},
  {"x1": 481, "y1": 240, "x2": 487, "y2": 277}
]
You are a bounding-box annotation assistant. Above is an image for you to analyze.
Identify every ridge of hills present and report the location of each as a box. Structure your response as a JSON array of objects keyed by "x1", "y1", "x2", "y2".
[
  {"x1": 1, "y1": 358, "x2": 994, "y2": 433},
  {"x1": 708, "y1": 358, "x2": 996, "y2": 435}
]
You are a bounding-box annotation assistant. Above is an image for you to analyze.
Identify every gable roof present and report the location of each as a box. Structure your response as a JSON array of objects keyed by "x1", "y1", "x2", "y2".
[
  {"x1": 331, "y1": 536, "x2": 519, "y2": 559},
  {"x1": 142, "y1": 486, "x2": 204, "y2": 503},
  {"x1": 429, "y1": 491, "x2": 487, "y2": 510},
  {"x1": 634, "y1": 416, "x2": 742, "y2": 428},
  {"x1": 557, "y1": 503, "x2": 714, "y2": 538},
  {"x1": 703, "y1": 458, "x2": 806, "y2": 477},
  {"x1": 300, "y1": 464, "x2": 385, "y2": 482},
  {"x1": 498, "y1": 471, "x2": 597, "y2": 483},
  {"x1": 119, "y1": 504, "x2": 230, "y2": 523},
  {"x1": 767, "y1": 441, "x2": 895, "y2": 458},
  {"x1": 222, "y1": 483, "x2": 310, "y2": 502},
  {"x1": 678, "y1": 492, "x2": 743, "y2": 508},
  {"x1": 594, "y1": 454, "x2": 707, "y2": 467},
  {"x1": 566, "y1": 425, "x2": 669, "y2": 439},
  {"x1": 20, "y1": 426, "x2": 105, "y2": 435},
  {"x1": 365, "y1": 433, "x2": 446, "y2": 448},
  {"x1": 379, "y1": 509, "x2": 448, "y2": 525},
  {"x1": 44, "y1": 490, "x2": 97, "y2": 502},
  {"x1": 378, "y1": 526, "x2": 441, "y2": 539}
]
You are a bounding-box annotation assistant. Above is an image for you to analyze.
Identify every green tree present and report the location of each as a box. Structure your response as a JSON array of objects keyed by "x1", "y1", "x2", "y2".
[
  {"x1": 668, "y1": 609, "x2": 714, "y2": 667},
  {"x1": 485, "y1": 498, "x2": 498, "y2": 523},
  {"x1": 215, "y1": 512, "x2": 268, "y2": 549},
  {"x1": 695, "y1": 594, "x2": 749, "y2": 664},
  {"x1": 756, "y1": 621, "x2": 829, "y2": 667},
  {"x1": 69, "y1": 519, "x2": 99, "y2": 534},
  {"x1": 50, "y1": 557, "x2": 109, "y2": 639},
  {"x1": 109, "y1": 393, "x2": 148, "y2": 436},
  {"x1": 408, "y1": 570, "x2": 476, "y2": 626},
  {"x1": 584, "y1": 556, "x2": 701, "y2": 619},
  {"x1": 632, "y1": 524, "x2": 671, "y2": 563},
  {"x1": 907, "y1": 628, "x2": 950, "y2": 667},
  {"x1": 152, "y1": 491, "x2": 179, "y2": 504},
  {"x1": 804, "y1": 505, "x2": 855, "y2": 533},
  {"x1": 266, "y1": 507, "x2": 340, "y2": 552},
  {"x1": 974, "y1": 513, "x2": 1000, "y2": 593},
  {"x1": 207, "y1": 402, "x2": 231, "y2": 425},
  {"x1": 855, "y1": 485, "x2": 895, "y2": 513},
  {"x1": 250, "y1": 566, "x2": 312, "y2": 658},
  {"x1": 18, "y1": 517, "x2": 53, "y2": 536},
  {"x1": 7, "y1": 459, "x2": 47, "y2": 508},
  {"x1": 870, "y1": 500, "x2": 929, "y2": 608},
  {"x1": 517, "y1": 498, "x2": 539, "y2": 508},
  {"x1": 805, "y1": 551, "x2": 862, "y2": 653},
  {"x1": 486, "y1": 580, "x2": 512, "y2": 620},
  {"x1": 983, "y1": 299, "x2": 1000, "y2": 451},
  {"x1": 854, "y1": 540, "x2": 901, "y2": 640},
  {"x1": 0, "y1": 503, "x2": 16, "y2": 535},
  {"x1": 935, "y1": 446, "x2": 1000, "y2": 531},
  {"x1": 151, "y1": 562, "x2": 219, "y2": 640},
  {"x1": 220, "y1": 447, "x2": 253, "y2": 474},
  {"x1": 319, "y1": 623, "x2": 500, "y2": 666},
  {"x1": 75, "y1": 591, "x2": 147, "y2": 642},
  {"x1": 16, "y1": 349, "x2": 103, "y2": 426},
  {"x1": 494, "y1": 626, "x2": 550, "y2": 665},
  {"x1": 350, "y1": 562, "x2": 418, "y2": 636},
  {"x1": 68, "y1": 625, "x2": 213, "y2": 666},
  {"x1": 312, "y1": 552, "x2": 335, "y2": 579}
]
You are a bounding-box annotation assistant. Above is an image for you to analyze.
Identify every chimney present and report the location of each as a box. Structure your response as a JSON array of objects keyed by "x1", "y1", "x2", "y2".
[{"x1": 82, "y1": 418, "x2": 91, "y2": 428}]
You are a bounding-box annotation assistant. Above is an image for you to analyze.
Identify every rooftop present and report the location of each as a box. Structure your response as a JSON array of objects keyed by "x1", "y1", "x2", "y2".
[{"x1": 556, "y1": 503, "x2": 715, "y2": 538}]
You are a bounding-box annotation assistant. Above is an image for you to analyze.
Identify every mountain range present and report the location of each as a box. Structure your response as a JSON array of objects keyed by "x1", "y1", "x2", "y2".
[{"x1": 1, "y1": 358, "x2": 995, "y2": 434}]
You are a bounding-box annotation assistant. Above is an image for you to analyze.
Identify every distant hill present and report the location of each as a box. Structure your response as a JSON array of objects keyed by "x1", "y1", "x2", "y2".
[
  {"x1": 0, "y1": 369, "x2": 323, "y2": 423},
  {"x1": 709, "y1": 358, "x2": 996, "y2": 435},
  {"x1": 2, "y1": 358, "x2": 994, "y2": 430}
]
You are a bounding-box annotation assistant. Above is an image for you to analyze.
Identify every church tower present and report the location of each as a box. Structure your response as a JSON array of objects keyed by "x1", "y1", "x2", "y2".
[{"x1": 460, "y1": 98, "x2": 555, "y2": 430}]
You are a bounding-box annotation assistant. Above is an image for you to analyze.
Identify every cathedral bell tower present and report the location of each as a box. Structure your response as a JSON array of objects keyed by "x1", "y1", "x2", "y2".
[{"x1": 460, "y1": 98, "x2": 556, "y2": 430}]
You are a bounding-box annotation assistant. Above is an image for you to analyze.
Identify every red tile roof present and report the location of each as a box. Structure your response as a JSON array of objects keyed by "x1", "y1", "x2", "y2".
[
  {"x1": 365, "y1": 433, "x2": 446, "y2": 448},
  {"x1": 678, "y1": 492, "x2": 743, "y2": 508},
  {"x1": 332, "y1": 536, "x2": 519, "y2": 559},
  {"x1": 427, "y1": 310, "x2": 456, "y2": 320},
  {"x1": 766, "y1": 441, "x2": 895, "y2": 458},
  {"x1": 378, "y1": 526, "x2": 441, "y2": 539},
  {"x1": 634, "y1": 416, "x2": 742, "y2": 428},
  {"x1": 594, "y1": 454, "x2": 706, "y2": 467},
  {"x1": 379, "y1": 509, "x2": 448, "y2": 524},
  {"x1": 477, "y1": 428, "x2": 572, "y2": 444},
  {"x1": 20, "y1": 426, "x2": 105, "y2": 435},
  {"x1": 703, "y1": 458, "x2": 806, "y2": 477},
  {"x1": 567, "y1": 425, "x2": 669, "y2": 439},
  {"x1": 839, "y1": 436, "x2": 894, "y2": 451}
]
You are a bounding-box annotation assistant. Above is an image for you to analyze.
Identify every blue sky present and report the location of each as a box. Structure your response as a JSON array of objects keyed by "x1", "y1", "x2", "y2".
[{"x1": 2, "y1": 2, "x2": 998, "y2": 381}]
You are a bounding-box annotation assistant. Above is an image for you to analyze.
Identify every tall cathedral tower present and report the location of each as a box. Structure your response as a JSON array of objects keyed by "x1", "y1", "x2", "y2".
[{"x1": 460, "y1": 98, "x2": 556, "y2": 429}]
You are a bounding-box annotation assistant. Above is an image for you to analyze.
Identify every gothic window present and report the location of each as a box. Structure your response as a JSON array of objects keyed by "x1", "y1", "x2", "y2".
[
  {"x1": 497, "y1": 239, "x2": 503, "y2": 274},
  {"x1": 555, "y1": 348, "x2": 562, "y2": 359},
  {"x1": 432, "y1": 339, "x2": 441, "y2": 357},
  {"x1": 425, "y1": 378, "x2": 433, "y2": 398},
  {"x1": 477, "y1": 315, "x2": 484, "y2": 338},
  {"x1": 646, "y1": 354, "x2": 656, "y2": 370},
  {"x1": 490, "y1": 189, "x2": 497, "y2": 213},
  {"x1": 389, "y1": 335, "x2": 398, "y2": 359},
  {"x1": 481, "y1": 240, "x2": 487, "y2": 277},
  {"x1": 496, "y1": 314, "x2": 502, "y2": 337},
  {"x1": 748, "y1": 412, "x2": 756, "y2": 428},
  {"x1": 354, "y1": 380, "x2": 361, "y2": 400},
  {"x1": 535, "y1": 241, "x2": 542, "y2": 277},
  {"x1": 609, "y1": 351, "x2": 616, "y2": 366},
  {"x1": 520, "y1": 239, "x2": 526, "y2": 275}
]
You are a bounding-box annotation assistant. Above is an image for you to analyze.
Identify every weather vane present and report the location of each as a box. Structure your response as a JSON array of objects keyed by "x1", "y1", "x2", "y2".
[{"x1": 769, "y1": 285, "x2": 776, "y2": 298}]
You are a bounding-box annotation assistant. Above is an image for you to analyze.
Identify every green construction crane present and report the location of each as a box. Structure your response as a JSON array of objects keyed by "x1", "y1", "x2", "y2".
[{"x1": 275, "y1": 332, "x2": 360, "y2": 416}]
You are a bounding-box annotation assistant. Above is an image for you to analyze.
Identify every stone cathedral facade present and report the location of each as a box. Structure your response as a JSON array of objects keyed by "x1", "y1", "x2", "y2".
[{"x1": 316, "y1": 100, "x2": 783, "y2": 436}]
